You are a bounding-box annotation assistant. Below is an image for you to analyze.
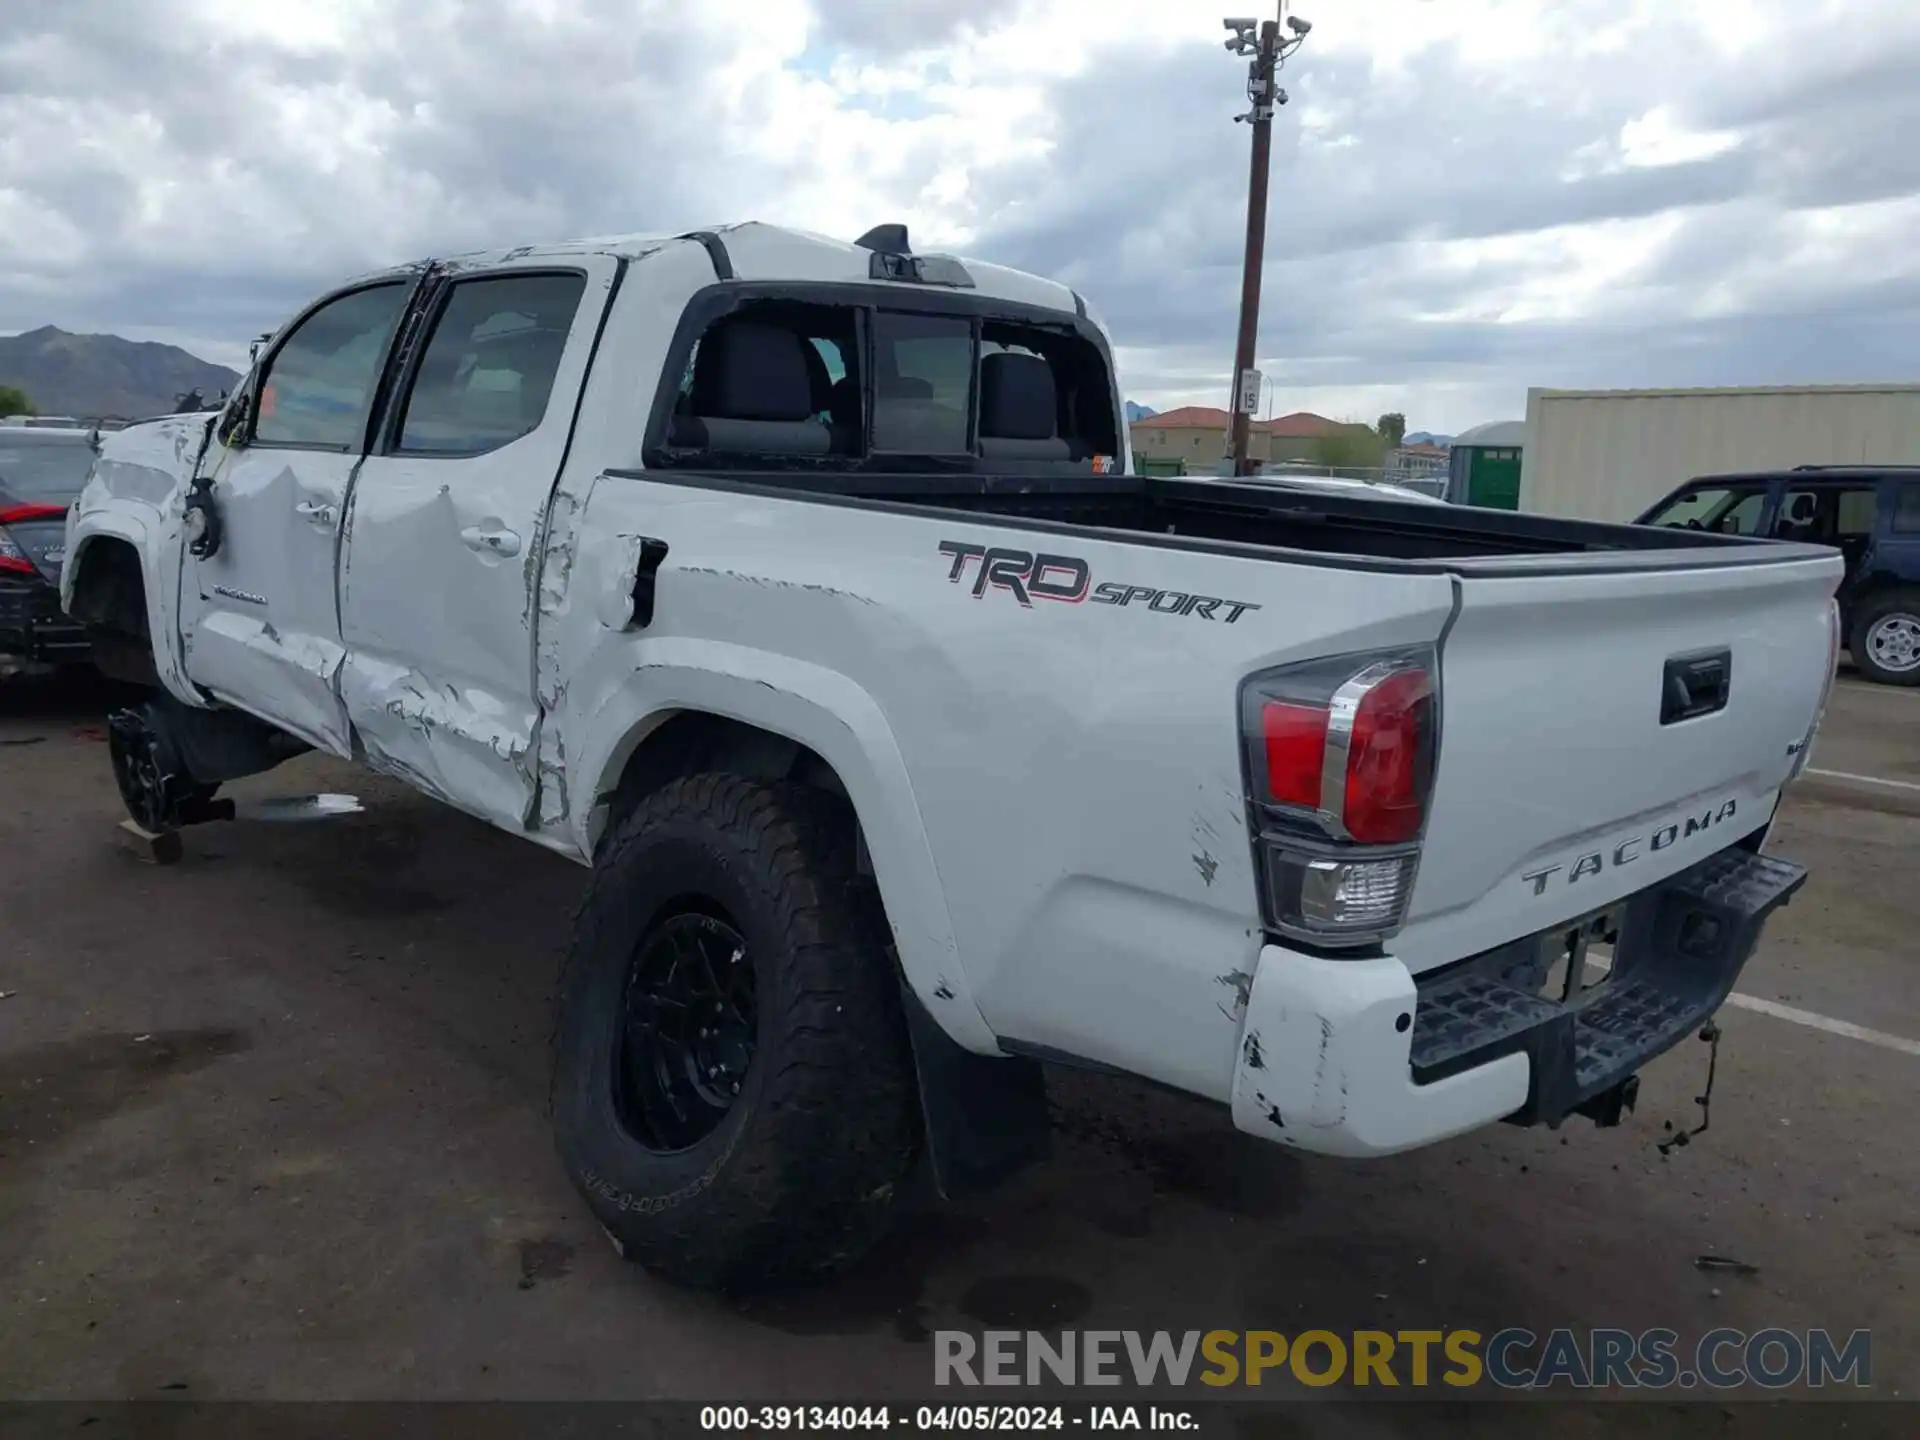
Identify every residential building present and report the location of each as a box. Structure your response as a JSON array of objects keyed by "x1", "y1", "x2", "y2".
[
  {"x1": 1128, "y1": 406, "x2": 1366, "y2": 466},
  {"x1": 1387, "y1": 441, "x2": 1450, "y2": 484}
]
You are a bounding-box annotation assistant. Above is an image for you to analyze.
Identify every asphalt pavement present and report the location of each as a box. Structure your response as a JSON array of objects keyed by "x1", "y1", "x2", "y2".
[{"x1": 1, "y1": 668, "x2": 1914, "y2": 1434}]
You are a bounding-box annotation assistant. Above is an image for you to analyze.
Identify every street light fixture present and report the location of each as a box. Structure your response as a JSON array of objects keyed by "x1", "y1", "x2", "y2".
[{"x1": 1223, "y1": 5, "x2": 1312, "y2": 476}]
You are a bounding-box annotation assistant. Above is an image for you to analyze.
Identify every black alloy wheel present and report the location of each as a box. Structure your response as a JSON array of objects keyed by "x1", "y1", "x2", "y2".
[
  {"x1": 617, "y1": 909, "x2": 758, "y2": 1152},
  {"x1": 551, "y1": 774, "x2": 922, "y2": 1291}
]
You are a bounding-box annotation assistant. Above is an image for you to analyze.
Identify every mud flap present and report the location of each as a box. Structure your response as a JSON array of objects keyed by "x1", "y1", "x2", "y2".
[{"x1": 900, "y1": 981, "x2": 1050, "y2": 1198}]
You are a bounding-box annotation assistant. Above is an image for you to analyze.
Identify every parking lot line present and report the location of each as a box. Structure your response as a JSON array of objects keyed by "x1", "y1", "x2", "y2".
[
  {"x1": 1805, "y1": 767, "x2": 1920, "y2": 793},
  {"x1": 1836, "y1": 678, "x2": 1920, "y2": 696},
  {"x1": 1592, "y1": 954, "x2": 1919, "y2": 1057},
  {"x1": 1724, "y1": 993, "x2": 1920, "y2": 1057}
]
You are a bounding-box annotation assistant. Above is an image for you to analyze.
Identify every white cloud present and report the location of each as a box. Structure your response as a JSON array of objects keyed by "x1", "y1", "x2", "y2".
[
  {"x1": 1617, "y1": 107, "x2": 1744, "y2": 170},
  {"x1": 3, "y1": 0, "x2": 1918, "y2": 430}
]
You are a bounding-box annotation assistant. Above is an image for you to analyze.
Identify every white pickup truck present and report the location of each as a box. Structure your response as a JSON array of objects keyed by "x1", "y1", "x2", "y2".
[{"x1": 64, "y1": 222, "x2": 1843, "y2": 1291}]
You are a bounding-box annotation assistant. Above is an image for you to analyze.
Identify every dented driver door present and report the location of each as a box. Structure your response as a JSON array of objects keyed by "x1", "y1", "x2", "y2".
[
  {"x1": 183, "y1": 277, "x2": 422, "y2": 754},
  {"x1": 335, "y1": 257, "x2": 618, "y2": 829}
]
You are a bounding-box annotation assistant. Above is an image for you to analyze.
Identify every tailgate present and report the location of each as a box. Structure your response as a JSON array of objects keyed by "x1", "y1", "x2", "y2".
[{"x1": 1396, "y1": 550, "x2": 1841, "y2": 972}]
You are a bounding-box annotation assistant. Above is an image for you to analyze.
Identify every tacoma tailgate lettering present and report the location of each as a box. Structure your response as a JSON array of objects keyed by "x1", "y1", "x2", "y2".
[{"x1": 1522, "y1": 799, "x2": 1738, "y2": 895}]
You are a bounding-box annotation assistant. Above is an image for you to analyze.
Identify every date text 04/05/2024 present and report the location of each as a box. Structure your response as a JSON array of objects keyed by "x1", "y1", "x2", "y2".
[{"x1": 699, "y1": 1405, "x2": 1198, "y2": 1432}]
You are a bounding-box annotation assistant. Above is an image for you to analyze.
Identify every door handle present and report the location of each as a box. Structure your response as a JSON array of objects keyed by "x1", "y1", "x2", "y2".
[
  {"x1": 295, "y1": 500, "x2": 338, "y2": 527},
  {"x1": 1661, "y1": 650, "x2": 1732, "y2": 725},
  {"x1": 460, "y1": 524, "x2": 522, "y2": 558}
]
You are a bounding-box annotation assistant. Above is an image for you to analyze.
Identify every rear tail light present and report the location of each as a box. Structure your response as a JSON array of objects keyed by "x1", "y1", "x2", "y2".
[
  {"x1": 1241, "y1": 647, "x2": 1438, "y2": 947},
  {"x1": 0, "y1": 504, "x2": 67, "y2": 577},
  {"x1": 0, "y1": 503, "x2": 68, "y2": 525}
]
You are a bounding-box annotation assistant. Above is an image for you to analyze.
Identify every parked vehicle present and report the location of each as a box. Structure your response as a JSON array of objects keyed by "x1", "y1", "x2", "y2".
[
  {"x1": 1, "y1": 425, "x2": 97, "y2": 669},
  {"x1": 1638, "y1": 466, "x2": 1920, "y2": 686},
  {"x1": 64, "y1": 222, "x2": 1841, "y2": 1291},
  {"x1": 1240, "y1": 471, "x2": 1450, "y2": 506}
]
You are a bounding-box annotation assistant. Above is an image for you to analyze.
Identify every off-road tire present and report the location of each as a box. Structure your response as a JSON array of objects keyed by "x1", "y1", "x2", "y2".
[
  {"x1": 552, "y1": 773, "x2": 920, "y2": 1292},
  {"x1": 1850, "y1": 588, "x2": 1920, "y2": 687}
]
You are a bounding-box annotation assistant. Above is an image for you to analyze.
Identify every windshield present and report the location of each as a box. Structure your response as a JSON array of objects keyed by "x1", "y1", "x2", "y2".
[
  {"x1": 0, "y1": 434, "x2": 95, "y2": 503},
  {"x1": 1644, "y1": 485, "x2": 1767, "y2": 534}
]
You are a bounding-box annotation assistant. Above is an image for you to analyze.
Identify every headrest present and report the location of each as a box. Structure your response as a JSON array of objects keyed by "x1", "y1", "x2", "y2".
[
  {"x1": 692, "y1": 322, "x2": 817, "y2": 422},
  {"x1": 979, "y1": 352, "x2": 1058, "y2": 441}
]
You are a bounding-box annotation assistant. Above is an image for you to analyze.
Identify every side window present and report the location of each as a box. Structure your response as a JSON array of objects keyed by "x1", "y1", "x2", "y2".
[
  {"x1": 1895, "y1": 484, "x2": 1920, "y2": 534},
  {"x1": 871, "y1": 313, "x2": 972, "y2": 454},
  {"x1": 394, "y1": 273, "x2": 587, "y2": 456},
  {"x1": 255, "y1": 283, "x2": 412, "y2": 449},
  {"x1": 1836, "y1": 488, "x2": 1878, "y2": 538},
  {"x1": 1720, "y1": 491, "x2": 1767, "y2": 535},
  {"x1": 1778, "y1": 488, "x2": 1820, "y2": 535},
  {"x1": 1780, "y1": 485, "x2": 1875, "y2": 544}
]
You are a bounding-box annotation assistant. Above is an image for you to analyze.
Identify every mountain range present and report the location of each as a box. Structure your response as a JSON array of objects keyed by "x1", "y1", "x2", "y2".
[
  {"x1": 0, "y1": 326, "x2": 242, "y2": 421},
  {"x1": 0, "y1": 336, "x2": 1257, "y2": 438}
]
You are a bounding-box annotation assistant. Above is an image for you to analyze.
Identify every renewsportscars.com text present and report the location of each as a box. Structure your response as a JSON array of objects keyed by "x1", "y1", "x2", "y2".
[{"x1": 934, "y1": 1328, "x2": 1872, "y2": 1391}]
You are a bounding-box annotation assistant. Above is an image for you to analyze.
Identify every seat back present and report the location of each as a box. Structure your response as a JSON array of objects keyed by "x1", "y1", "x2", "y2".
[
  {"x1": 673, "y1": 320, "x2": 832, "y2": 455},
  {"x1": 978, "y1": 352, "x2": 1071, "y2": 460}
]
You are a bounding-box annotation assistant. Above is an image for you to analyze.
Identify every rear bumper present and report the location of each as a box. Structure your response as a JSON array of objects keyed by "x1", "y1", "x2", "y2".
[
  {"x1": 1229, "y1": 846, "x2": 1807, "y2": 1157},
  {"x1": 0, "y1": 575, "x2": 89, "y2": 663}
]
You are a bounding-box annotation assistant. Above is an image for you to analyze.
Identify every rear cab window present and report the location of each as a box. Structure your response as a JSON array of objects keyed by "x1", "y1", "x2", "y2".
[
  {"x1": 871, "y1": 313, "x2": 972, "y2": 455},
  {"x1": 650, "y1": 285, "x2": 1121, "y2": 476}
]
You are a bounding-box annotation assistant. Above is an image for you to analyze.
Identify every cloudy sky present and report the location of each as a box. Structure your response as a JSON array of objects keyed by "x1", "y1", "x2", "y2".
[{"x1": 4, "y1": 0, "x2": 1919, "y2": 432}]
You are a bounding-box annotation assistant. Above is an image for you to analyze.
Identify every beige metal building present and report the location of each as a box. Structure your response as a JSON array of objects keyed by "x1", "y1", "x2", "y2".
[{"x1": 1519, "y1": 383, "x2": 1920, "y2": 522}]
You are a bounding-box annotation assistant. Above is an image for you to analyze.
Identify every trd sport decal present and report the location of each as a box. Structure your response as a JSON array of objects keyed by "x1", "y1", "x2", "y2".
[{"x1": 937, "y1": 541, "x2": 1263, "y2": 624}]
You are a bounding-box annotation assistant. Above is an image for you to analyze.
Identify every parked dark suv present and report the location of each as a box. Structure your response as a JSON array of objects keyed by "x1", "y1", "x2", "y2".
[{"x1": 1637, "y1": 465, "x2": 1920, "y2": 686}]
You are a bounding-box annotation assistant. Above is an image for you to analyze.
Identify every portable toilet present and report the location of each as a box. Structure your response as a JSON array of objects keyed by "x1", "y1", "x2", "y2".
[{"x1": 1448, "y1": 420, "x2": 1526, "y2": 509}]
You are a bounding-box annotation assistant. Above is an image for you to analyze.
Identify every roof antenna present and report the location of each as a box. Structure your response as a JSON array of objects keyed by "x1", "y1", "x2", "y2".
[{"x1": 853, "y1": 224, "x2": 911, "y2": 254}]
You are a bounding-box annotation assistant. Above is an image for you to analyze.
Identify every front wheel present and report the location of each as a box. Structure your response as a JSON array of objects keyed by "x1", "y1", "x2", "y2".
[
  {"x1": 106, "y1": 702, "x2": 218, "y2": 831},
  {"x1": 1851, "y1": 590, "x2": 1920, "y2": 686},
  {"x1": 551, "y1": 774, "x2": 921, "y2": 1292}
]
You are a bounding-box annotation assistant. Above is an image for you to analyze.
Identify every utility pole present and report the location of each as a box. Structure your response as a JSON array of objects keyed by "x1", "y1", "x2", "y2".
[{"x1": 1224, "y1": 9, "x2": 1311, "y2": 476}]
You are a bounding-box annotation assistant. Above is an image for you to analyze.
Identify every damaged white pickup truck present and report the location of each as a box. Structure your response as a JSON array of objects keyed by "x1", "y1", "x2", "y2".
[{"x1": 64, "y1": 222, "x2": 1844, "y2": 1290}]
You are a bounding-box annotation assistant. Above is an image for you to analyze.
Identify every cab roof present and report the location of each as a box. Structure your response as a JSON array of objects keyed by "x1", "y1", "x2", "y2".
[{"x1": 381, "y1": 222, "x2": 1092, "y2": 327}]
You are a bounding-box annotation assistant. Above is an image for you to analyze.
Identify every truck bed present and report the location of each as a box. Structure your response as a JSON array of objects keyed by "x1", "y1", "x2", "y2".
[{"x1": 641, "y1": 469, "x2": 1832, "y2": 575}]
